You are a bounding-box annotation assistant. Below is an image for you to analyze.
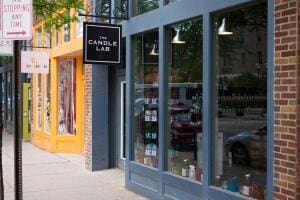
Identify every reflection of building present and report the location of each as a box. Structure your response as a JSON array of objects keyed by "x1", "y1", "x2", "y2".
[{"x1": 219, "y1": 28, "x2": 267, "y2": 77}]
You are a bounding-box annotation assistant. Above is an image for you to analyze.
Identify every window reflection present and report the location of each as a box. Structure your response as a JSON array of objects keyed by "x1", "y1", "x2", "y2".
[
  {"x1": 44, "y1": 73, "x2": 51, "y2": 133},
  {"x1": 213, "y1": 3, "x2": 267, "y2": 199},
  {"x1": 133, "y1": 0, "x2": 158, "y2": 16},
  {"x1": 6, "y1": 71, "x2": 12, "y2": 121},
  {"x1": 167, "y1": 18, "x2": 203, "y2": 182},
  {"x1": 36, "y1": 74, "x2": 42, "y2": 129},
  {"x1": 167, "y1": 0, "x2": 179, "y2": 4},
  {"x1": 133, "y1": 30, "x2": 159, "y2": 168},
  {"x1": 58, "y1": 60, "x2": 76, "y2": 135},
  {"x1": 63, "y1": 12, "x2": 71, "y2": 42}
]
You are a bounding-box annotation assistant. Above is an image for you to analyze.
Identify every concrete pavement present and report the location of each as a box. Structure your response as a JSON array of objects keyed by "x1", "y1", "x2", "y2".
[{"x1": 2, "y1": 132, "x2": 147, "y2": 200}]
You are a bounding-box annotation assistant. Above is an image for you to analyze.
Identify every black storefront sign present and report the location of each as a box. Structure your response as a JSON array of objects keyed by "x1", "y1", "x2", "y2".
[{"x1": 83, "y1": 22, "x2": 121, "y2": 64}]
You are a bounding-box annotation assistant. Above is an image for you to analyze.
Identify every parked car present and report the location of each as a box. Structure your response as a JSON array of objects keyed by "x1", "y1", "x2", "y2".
[
  {"x1": 224, "y1": 126, "x2": 267, "y2": 169},
  {"x1": 170, "y1": 104, "x2": 202, "y2": 151}
]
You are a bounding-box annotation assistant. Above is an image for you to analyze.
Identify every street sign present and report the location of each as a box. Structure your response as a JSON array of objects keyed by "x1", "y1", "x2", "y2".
[
  {"x1": 83, "y1": 22, "x2": 121, "y2": 64},
  {"x1": 21, "y1": 51, "x2": 49, "y2": 74},
  {"x1": 2, "y1": 0, "x2": 33, "y2": 40},
  {"x1": 0, "y1": 40, "x2": 13, "y2": 55}
]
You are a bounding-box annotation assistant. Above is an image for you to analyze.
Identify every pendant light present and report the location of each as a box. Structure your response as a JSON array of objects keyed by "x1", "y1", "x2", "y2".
[
  {"x1": 171, "y1": 29, "x2": 186, "y2": 44},
  {"x1": 218, "y1": 18, "x2": 233, "y2": 35},
  {"x1": 149, "y1": 42, "x2": 159, "y2": 56}
]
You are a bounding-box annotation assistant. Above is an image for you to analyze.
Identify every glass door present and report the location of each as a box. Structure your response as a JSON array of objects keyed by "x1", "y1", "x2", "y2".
[{"x1": 118, "y1": 80, "x2": 126, "y2": 169}]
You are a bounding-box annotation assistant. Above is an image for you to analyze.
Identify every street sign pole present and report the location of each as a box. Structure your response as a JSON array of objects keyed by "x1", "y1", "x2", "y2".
[
  {"x1": 13, "y1": 40, "x2": 22, "y2": 200},
  {"x1": 1, "y1": 0, "x2": 33, "y2": 199}
]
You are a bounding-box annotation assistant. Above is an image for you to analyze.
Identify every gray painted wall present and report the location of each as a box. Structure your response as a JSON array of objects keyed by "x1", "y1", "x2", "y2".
[{"x1": 91, "y1": 64, "x2": 109, "y2": 170}]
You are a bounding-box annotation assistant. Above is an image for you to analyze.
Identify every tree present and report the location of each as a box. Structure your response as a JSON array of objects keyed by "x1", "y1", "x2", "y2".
[
  {"x1": 0, "y1": 1, "x2": 84, "y2": 199},
  {"x1": 33, "y1": 0, "x2": 84, "y2": 28}
]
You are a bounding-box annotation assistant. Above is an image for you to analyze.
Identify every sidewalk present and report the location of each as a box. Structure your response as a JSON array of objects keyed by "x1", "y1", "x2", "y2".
[{"x1": 2, "y1": 132, "x2": 147, "y2": 200}]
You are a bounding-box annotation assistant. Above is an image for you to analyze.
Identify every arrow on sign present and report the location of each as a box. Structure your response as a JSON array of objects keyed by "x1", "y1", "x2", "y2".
[{"x1": 6, "y1": 31, "x2": 27, "y2": 35}]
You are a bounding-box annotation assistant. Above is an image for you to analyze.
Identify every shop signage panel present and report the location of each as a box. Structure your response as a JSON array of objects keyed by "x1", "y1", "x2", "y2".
[
  {"x1": 0, "y1": 40, "x2": 13, "y2": 56},
  {"x1": 83, "y1": 22, "x2": 121, "y2": 64},
  {"x1": 1, "y1": 0, "x2": 33, "y2": 40},
  {"x1": 21, "y1": 51, "x2": 49, "y2": 74}
]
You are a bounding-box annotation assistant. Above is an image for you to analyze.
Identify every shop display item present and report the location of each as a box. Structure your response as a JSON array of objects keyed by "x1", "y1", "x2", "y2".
[
  {"x1": 144, "y1": 157, "x2": 152, "y2": 165},
  {"x1": 239, "y1": 174, "x2": 251, "y2": 196},
  {"x1": 227, "y1": 177, "x2": 239, "y2": 192},
  {"x1": 215, "y1": 175, "x2": 221, "y2": 187},
  {"x1": 141, "y1": 96, "x2": 159, "y2": 168},
  {"x1": 189, "y1": 165, "x2": 196, "y2": 180},
  {"x1": 250, "y1": 183, "x2": 265, "y2": 200},
  {"x1": 222, "y1": 180, "x2": 228, "y2": 190},
  {"x1": 181, "y1": 159, "x2": 189, "y2": 177},
  {"x1": 195, "y1": 167, "x2": 203, "y2": 182}
]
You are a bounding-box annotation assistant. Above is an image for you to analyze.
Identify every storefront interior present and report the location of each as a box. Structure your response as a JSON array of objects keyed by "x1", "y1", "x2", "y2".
[{"x1": 124, "y1": 0, "x2": 273, "y2": 199}]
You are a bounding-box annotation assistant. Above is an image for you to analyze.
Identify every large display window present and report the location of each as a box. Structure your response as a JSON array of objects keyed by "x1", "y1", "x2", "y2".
[
  {"x1": 133, "y1": 30, "x2": 159, "y2": 168},
  {"x1": 6, "y1": 71, "x2": 13, "y2": 121},
  {"x1": 36, "y1": 74, "x2": 42, "y2": 129},
  {"x1": 126, "y1": 1, "x2": 271, "y2": 199},
  {"x1": 58, "y1": 60, "x2": 76, "y2": 135},
  {"x1": 44, "y1": 73, "x2": 51, "y2": 133},
  {"x1": 213, "y1": 2, "x2": 267, "y2": 199},
  {"x1": 167, "y1": 18, "x2": 203, "y2": 182}
]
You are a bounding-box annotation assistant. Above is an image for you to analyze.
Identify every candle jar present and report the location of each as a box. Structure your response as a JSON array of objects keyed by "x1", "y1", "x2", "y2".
[{"x1": 181, "y1": 159, "x2": 189, "y2": 177}]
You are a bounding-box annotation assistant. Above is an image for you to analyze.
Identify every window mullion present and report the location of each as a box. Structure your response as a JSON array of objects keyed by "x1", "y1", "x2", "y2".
[{"x1": 202, "y1": 12, "x2": 214, "y2": 198}]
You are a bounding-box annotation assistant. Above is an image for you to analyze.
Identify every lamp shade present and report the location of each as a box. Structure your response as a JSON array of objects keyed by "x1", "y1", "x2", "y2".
[
  {"x1": 171, "y1": 29, "x2": 186, "y2": 44},
  {"x1": 149, "y1": 43, "x2": 159, "y2": 56},
  {"x1": 218, "y1": 18, "x2": 233, "y2": 35}
]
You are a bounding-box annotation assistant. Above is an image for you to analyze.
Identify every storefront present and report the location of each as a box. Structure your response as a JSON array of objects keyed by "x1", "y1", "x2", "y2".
[
  {"x1": 31, "y1": 12, "x2": 85, "y2": 153},
  {"x1": 0, "y1": 60, "x2": 14, "y2": 134},
  {"x1": 123, "y1": 0, "x2": 274, "y2": 199}
]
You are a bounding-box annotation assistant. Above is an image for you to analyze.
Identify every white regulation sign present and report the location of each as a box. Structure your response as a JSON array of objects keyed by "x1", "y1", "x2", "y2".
[
  {"x1": 1, "y1": 0, "x2": 33, "y2": 40},
  {"x1": 0, "y1": 40, "x2": 13, "y2": 56}
]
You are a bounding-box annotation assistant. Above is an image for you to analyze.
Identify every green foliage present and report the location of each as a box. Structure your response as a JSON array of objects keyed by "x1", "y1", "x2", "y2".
[
  {"x1": 33, "y1": 0, "x2": 84, "y2": 29},
  {"x1": 216, "y1": 2, "x2": 267, "y2": 59},
  {"x1": 227, "y1": 72, "x2": 266, "y2": 95},
  {"x1": 137, "y1": 0, "x2": 159, "y2": 15},
  {"x1": 171, "y1": 19, "x2": 203, "y2": 83}
]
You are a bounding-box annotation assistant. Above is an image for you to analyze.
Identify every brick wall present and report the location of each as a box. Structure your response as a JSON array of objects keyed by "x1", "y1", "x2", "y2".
[
  {"x1": 84, "y1": 64, "x2": 92, "y2": 169},
  {"x1": 84, "y1": 0, "x2": 93, "y2": 170},
  {"x1": 274, "y1": 0, "x2": 300, "y2": 199}
]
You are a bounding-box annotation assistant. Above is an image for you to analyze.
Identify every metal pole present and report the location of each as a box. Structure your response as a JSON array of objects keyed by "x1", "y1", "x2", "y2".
[
  {"x1": 0, "y1": 73, "x2": 4, "y2": 200},
  {"x1": 13, "y1": 40, "x2": 22, "y2": 200}
]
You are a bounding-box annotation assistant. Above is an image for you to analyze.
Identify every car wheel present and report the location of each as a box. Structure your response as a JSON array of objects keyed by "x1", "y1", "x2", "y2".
[{"x1": 230, "y1": 144, "x2": 250, "y2": 166}]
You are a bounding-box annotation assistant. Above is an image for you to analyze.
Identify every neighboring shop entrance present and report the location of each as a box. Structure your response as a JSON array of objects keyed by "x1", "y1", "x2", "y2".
[
  {"x1": 118, "y1": 79, "x2": 126, "y2": 169},
  {"x1": 32, "y1": 57, "x2": 85, "y2": 153},
  {"x1": 109, "y1": 69, "x2": 126, "y2": 170}
]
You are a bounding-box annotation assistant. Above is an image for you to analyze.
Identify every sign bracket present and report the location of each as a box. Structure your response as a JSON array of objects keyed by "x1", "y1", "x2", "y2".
[
  {"x1": 21, "y1": 46, "x2": 51, "y2": 49},
  {"x1": 78, "y1": 13, "x2": 128, "y2": 21}
]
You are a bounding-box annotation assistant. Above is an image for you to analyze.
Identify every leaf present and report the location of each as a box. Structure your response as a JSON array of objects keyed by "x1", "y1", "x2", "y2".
[{"x1": 33, "y1": 0, "x2": 84, "y2": 29}]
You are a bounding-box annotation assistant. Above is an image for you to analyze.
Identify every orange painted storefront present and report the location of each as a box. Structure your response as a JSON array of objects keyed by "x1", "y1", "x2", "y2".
[{"x1": 32, "y1": 11, "x2": 85, "y2": 154}]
